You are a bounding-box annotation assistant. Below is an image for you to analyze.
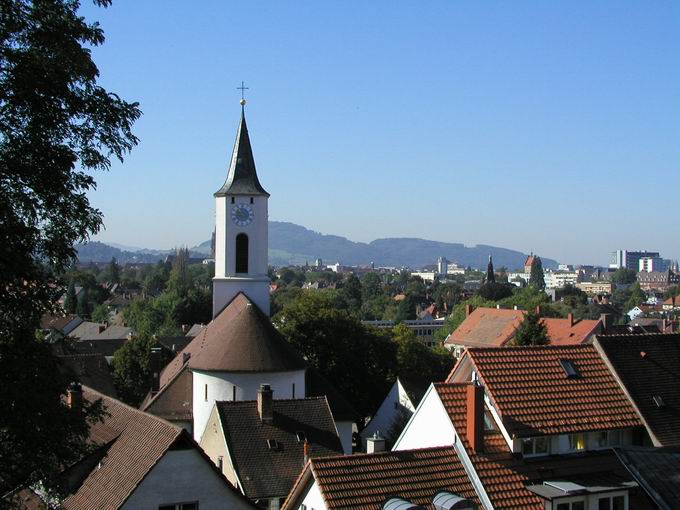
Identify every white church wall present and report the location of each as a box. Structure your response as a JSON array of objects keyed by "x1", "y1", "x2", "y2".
[
  {"x1": 215, "y1": 196, "x2": 227, "y2": 277},
  {"x1": 213, "y1": 276, "x2": 271, "y2": 317},
  {"x1": 192, "y1": 369, "x2": 307, "y2": 441}
]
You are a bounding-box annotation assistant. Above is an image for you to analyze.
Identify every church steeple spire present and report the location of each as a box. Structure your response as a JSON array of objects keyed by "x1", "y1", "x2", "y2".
[
  {"x1": 214, "y1": 102, "x2": 269, "y2": 197},
  {"x1": 486, "y1": 255, "x2": 496, "y2": 283}
]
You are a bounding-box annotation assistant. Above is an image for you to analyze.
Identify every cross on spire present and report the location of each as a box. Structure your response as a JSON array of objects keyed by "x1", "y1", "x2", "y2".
[{"x1": 237, "y1": 81, "x2": 249, "y2": 105}]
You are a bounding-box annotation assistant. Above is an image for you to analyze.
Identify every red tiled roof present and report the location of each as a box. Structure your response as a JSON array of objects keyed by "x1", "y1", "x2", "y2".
[
  {"x1": 464, "y1": 345, "x2": 642, "y2": 437},
  {"x1": 542, "y1": 317, "x2": 600, "y2": 345},
  {"x1": 445, "y1": 307, "x2": 524, "y2": 347},
  {"x1": 446, "y1": 307, "x2": 601, "y2": 348},
  {"x1": 433, "y1": 383, "x2": 639, "y2": 510},
  {"x1": 286, "y1": 446, "x2": 478, "y2": 510}
]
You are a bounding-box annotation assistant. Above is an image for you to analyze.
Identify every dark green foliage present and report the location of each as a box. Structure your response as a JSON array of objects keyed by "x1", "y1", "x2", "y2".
[
  {"x1": 392, "y1": 324, "x2": 454, "y2": 382},
  {"x1": 431, "y1": 282, "x2": 462, "y2": 313},
  {"x1": 529, "y1": 257, "x2": 545, "y2": 290},
  {"x1": 339, "y1": 274, "x2": 362, "y2": 314},
  {"x1": 0, "y1": 0, "x2": 139, "y2": 495},
  {"x1": 513, "y1": 311, "x2": 549, "y2": 346},
  {"x1": 75, "y1": 288, "x2": 90, "y2": 318},
  {"x1": 624, "y1": 283, "x2": 646, "y2": 311},
  {"x1": 91, "y1": 303, "x2": 110, "y2": 323},
  {"x1": 610, "y1": 268, "x2": 637, "y2": 285},
  {"x1": 273, "y1": 292, "x2": 397, "y2": 416},
  {"x1": 112, "y1": 335, "x2": 171, "y2": 406},
  {"x1": 108, "y1": 257, "x2": 121, "y2": 284},
  {"x1": 64, "y1": 281, "x2": 77, "y2": 314},
  {"x1": 478, "y1": 282, "x2": 514, "y2": 301}
]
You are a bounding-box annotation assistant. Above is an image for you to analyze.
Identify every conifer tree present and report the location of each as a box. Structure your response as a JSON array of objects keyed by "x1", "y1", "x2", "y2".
[
  {"x1": 529, "y1": 256, "x2": 545, "y2": 290},
  {"x1": 513, "y1": 311, "x2": 549, "y2": 346},
  {"x1": 64, "y1": 281, "x2": 77, "y2": 314}
]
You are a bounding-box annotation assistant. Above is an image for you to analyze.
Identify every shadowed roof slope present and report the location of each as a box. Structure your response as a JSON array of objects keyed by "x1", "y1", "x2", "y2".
[
  {"x1": 596, "y1": 333, "x2": 680, "y2": 446},
  {"x1": 189, "y1": 293, "x2": 307, "y2": 372},
  {"x1": 285, "y1": 446, "x2": 478, "y2": 510},
  {"x1": 217, "y1": 397, "x2": 342, "y2": 499},
  {"x1": 465, "y1": 345, "x2": 642, "y2": 437},
  {"x1": 615, "y1": 447, "x2": 680, "y2": 509},
  {"x1": 214, "y1": 110, "x2": 269, "y2": 197}
]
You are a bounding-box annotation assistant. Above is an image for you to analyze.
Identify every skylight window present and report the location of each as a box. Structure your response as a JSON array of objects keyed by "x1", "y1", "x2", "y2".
[
  {"x1": 653, "y1": 395, "x2": 666, "y2": 408},
  {"x1": 266, "y1": 439, "x2": 279, "y2": 450},
  {"x1": 296, "y1": 431, "x2": 307, "y2": 442},
  {"x1": 559, "y1": 359, "x2": 580, "y2": 379}
]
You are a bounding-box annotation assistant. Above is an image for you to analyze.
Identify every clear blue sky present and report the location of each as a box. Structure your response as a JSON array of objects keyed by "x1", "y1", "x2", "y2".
[{"x1": 81, "y1": 1, "x2": 680, "y2": 266}]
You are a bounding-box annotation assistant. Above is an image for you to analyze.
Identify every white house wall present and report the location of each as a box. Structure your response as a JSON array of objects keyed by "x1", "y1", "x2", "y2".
[
  {"x1": 392, "y1": 386, "x2": 456, "y2": 451},
  {"x1": 298, "y1": 480, "x2": 326, "y2": 510},
  {"x1": 192, "y1": 369, "x2": 306, "y2": 441},
  {"x1": 121, "y1": 448, "x2": 253, "y2": 510}
]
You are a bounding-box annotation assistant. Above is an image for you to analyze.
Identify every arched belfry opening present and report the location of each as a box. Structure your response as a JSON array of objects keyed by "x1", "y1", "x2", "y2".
[{"x1": 235, "y1": 233, "x2": 249, "y2": 274}]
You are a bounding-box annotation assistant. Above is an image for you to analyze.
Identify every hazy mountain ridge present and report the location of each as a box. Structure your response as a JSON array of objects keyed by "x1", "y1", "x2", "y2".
[{"x1": 79, "y1": 221, "x2": 557, "y2": 269}]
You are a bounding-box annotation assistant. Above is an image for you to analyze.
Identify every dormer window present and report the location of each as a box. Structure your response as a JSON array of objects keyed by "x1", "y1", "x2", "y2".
[
  {"x1": 521, "y1": 436, "x2": 549, "y2": 456},
  {"x1": 568, "y1": 433, "x2": 586, "y2": 451},
  {"x1": 266, "y1": 439, "x2": 279, "y2": 450},
  {"x1": 653, "y1": 395, "x2": 665, "y2": 408}
]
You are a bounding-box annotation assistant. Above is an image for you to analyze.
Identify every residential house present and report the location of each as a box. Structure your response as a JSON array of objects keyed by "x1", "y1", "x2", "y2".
[
  {"x1": 199, "y1": 385, "x2": 343, "y2": 510},
  {"x1": 40, "y1": 314, "x2": 83, "y2": 341},
  {"x1": 56, "y1": 353, "x2": 117, "y2": 397},
  {"x1": 444, "y1": 306, "x2": 602, "y2": 356},
  {"x1": 359, "y1": 377, "x2": 428, "y2": 449},
  {"x1": 661, "y1": 296, "x2": 680, "y2": 311},
  {"x1": 58, "y1": 385, "x2": 256, "y2": 510},
  {"x1": 595, "y1": 333, "x2": 680, "y2": 447}
]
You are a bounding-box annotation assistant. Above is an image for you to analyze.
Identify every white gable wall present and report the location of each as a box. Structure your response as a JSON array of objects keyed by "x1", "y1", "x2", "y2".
[
  {"x1": 121, "y1": 447, "x2": 253, "y2": 510},
  {"x1": 297, "y1": 479, "x2": 326, "y2": 510},
  {"x1": 392, "y1": 386, "x2": 456, "y2": 451}
]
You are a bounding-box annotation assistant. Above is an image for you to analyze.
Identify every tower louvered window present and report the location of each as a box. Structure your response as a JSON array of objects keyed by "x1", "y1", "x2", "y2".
[{"x1": 235, "y1": 233, "x2": 248, "y2": 273}]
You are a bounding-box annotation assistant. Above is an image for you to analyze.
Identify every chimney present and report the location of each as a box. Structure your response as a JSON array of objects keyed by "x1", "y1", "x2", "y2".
[
  {"x1": 366, "y1": 431, "x2": 386, "y2": 453},
  {"x1": 513, "y1": 305, "x2": 518, "y2": 310},
  {"x1": 67, "y1": 381, "x2": 82, "y2": 411},
  {"x1": 465, "y1": 304, "x2": 474, "y2": 317},
  {"x1": 535, "y1": 305, "x2": 542, "y2": 317},
  {"x1": 466, "y1": 384, "x2": 484, "y2": 453},
  {"x1": 257, "y1": 384, "x2": 274, "y2": 424},
  {"x1": 600, "y1": 313, "x2": 611, "y2": 333},
  {"x1": 150, "y1": 347, "x2": 161, "y2": 394},
  {"x1": 303, "y1": 440, "x2": 310, "y2": 465},
  {"x1": 568, "y1": 313, "x2": 574, "y2": 327}
]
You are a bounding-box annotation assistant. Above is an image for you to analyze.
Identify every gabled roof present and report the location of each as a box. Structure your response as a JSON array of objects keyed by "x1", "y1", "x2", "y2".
[
  {"x1": 462, "y1": 345, "x2": 642, "y2": 437},
  {"x1": 87, "y1": 325, "x2": 132, "y2": 341},
  {"x1": 596, "y1": 333, "x2": 680, "y2": 446},
  {"x1": 445, "y1": 307, "x2": 599, "y2": 348},
  {"x1": 445, "y1": 307, "x2": 524, "y2": 347},
  {"x1": 614, "y1": 447, "x2": 680, "y2": 509},
  {"x1": 57, "y1": 354, "x2": 118, "y2": 398},
  {"x1": 188, "y1": 293, "x2": 307, "y2": 372},
  {"x1": 284, "y1": 446, "x2": 478, "y2": 510},
  {"x1": 214, "y1": 110, "x2": 269, "y2": 197},
  {"x1": 63, "y1": 387, "x2": 184, "y2": 509},
  {"x1": 432, "y1": 383, "x2": 640, "y2": 510},
  {"x1": 216, "y1": 397, "x2": 343, "y2": 499},
  {"x1": 40, "y1": 314, "x2": 81, "y2": 331}
]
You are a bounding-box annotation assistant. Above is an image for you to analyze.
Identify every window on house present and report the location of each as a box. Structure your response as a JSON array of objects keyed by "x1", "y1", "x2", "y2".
[
  {"x1": 232, "y1": 385, "x2": 237, "y2": 401},
  {"x1": 159, "y1": 503, "x2": 199, "y2": 510},
  {"x1": 235, "y1": 233, "x2": 248, "y2": 273},
  {"x1": 596, "y1": 430, "x2": 622, "y2": 448},
  {"x1": 250, "y1": 197, "x2": 254, "y2": 204},
  {"x1": 521, "y1": 436, "x2": 549, "y2": 456},
  {"x1": 292, "y1": 383, "x2": 296, "y2": 399},
  {"x1": 559, "y1": 359, "x2": 580, "y2": 378},
  {"x1": 269, "y1": 498, "x2": 281, "y2": 510},
  {"x1": 568, "y1": 433, "x2": 586, "y2": 451},
  {"x1": 598, "y1": 495, "x2": 625, "y2": 510},
  {"x1": 231, "y1": 197, "x2": 235, "y2": 204},
  {"x1": 217, "y1": 456, "x2": 223, "y2": 472},
  {"x1": 204, "y1": 384, "x2": 208, "y2": 402},
  {"x1": 556, "y1": 501, "x2": 585, "y2": 510}
]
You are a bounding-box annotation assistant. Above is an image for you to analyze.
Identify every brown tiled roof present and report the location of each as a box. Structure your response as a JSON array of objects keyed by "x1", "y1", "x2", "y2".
[
  {"x1": 445, "y1": 307, "x2": 524, "y2": 347},
  {"x1": 217, "y1": 397, "x2": 343, "y2": 500},
  {"x1": 63, "y1": 387, "x2": 183, "y2": 510},
  {"x1": 446, "y1": 308, "x2": 599, "y2": 348},
  {"x1": 464, "y1": 346, "x2": 642, "y2": 437},
  {"x1": 433, "y1": 383, "x2": 641, "y2": 510},
  {"x1": 57, "y1": 354, "x2": 118, "y2": 398},
  {"x1": 596, "y1": 333, "x2": 680, "y2": 446},
  {"x1": 41, "y1": 313, "x2": 80, "y2": 331},
  {"x1": 141, "y1": 367, "x2": 193, "y2": 422},
  {"x1": 286, "y1": 446, "x2": 478, "y2": 510},
  {"x1": 158, "y1": 293, "x2": 306, "y2": 388}
]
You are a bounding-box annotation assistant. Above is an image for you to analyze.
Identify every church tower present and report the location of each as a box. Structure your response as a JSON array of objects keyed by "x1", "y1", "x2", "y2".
[{"x1": 213, "y1": 101, "x2": 270, "y2": 317}]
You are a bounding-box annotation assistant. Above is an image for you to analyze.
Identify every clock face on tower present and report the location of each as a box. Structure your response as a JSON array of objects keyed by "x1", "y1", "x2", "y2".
[{"x1": 231, "y1": 204, "x2": 254, "y2": 226}]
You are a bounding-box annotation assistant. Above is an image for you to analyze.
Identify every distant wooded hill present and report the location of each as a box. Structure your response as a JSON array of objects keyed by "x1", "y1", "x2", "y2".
[{"x1": 77, "y1": 221, "x2": 557, "y2": 270}]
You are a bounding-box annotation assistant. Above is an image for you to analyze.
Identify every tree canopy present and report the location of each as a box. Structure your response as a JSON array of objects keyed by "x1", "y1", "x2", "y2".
[
  {"x1": 513, "y1": 311, "x2": 549, "y2": 346},
  {"x1": 0, "y1": 0, "x2": 139, "y2": 498}
]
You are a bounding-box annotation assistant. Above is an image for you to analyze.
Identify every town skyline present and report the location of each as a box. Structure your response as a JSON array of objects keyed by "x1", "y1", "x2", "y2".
[{"x1": 82, "y1": 1, "x2": 680, "y2": 265}]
